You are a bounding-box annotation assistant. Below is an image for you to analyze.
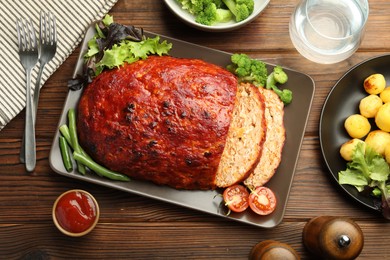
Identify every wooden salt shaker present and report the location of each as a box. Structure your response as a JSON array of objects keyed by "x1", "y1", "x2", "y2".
[
  {"x1": 249, "y1": 240, "x2": 300, "y2": 260},
  {"x1": 302, "y1": 216, "x2": 364, "y2": 260}
]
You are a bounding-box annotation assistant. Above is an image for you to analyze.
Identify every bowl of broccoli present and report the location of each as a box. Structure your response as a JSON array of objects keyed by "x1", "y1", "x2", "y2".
[{"x1": 163, "y1": 0, "x2": 270, "y2": 32}]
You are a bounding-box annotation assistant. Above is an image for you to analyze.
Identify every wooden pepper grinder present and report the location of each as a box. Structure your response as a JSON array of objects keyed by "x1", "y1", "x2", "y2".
[
  {"x1": 249, "y1": 240, "x2": 300, "y2": 260},
  {"x1": 302, "y1": 216, "x2": 364, "y2": 260}
]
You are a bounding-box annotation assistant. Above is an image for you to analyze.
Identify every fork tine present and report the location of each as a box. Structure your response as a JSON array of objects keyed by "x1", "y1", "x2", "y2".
[
  {"x1": 40, "y1": 11, "x2": 48, "y2": 45},
  {"x1": 38, "y1": 11, "x2": 58, "y2": 46},
  {"x1": 45, "y1": 12, "x2": 49, "y2": 44},
  {"x1": 22, "y1": 19, "x2": 28, "y2": 51},
  {"x1": 27, "y1": 18, "x2": 37, "y2": 51},
  {"x1": 23, "y1": 19, "x2": 30, "y2": 51},
  {"x1": 17, "y1": 18, "x2": 27, "y2": 52},
  {"x1": 40, "y1": 11, "x2": 44, "y2": 44},
  {"x1": 21, "y1": 18, "x2": 34, "y2": 51}
]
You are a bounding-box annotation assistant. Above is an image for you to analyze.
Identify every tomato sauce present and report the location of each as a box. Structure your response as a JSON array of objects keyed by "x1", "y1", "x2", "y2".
[{"x1": 54, "y1": 190, "x2": 98, "y2": 234}]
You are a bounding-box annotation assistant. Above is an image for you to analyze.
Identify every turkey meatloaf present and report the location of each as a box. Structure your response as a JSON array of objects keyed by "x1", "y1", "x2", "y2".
[
  {"x1": 77, "y1": 55, "x2": 273, "y2": 190},
  {"x1": 244, "y1": 88, "x2": 286, "y2": 189}
]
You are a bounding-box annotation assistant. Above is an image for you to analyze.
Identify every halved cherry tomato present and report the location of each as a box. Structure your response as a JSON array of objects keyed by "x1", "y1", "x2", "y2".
[
  {"x1": 223, "y1": 184, "x2": 249, "y2": 213},
  {"x1": 249, "y1": 186, "x2": 277, "y2": 215}
]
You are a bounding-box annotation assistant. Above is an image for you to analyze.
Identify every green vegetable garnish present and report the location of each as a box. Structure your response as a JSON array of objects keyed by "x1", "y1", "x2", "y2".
[
  {"x1": 59, "y1": 124, "x2": 94, "y2": 163},
  {"x1": 273, "y1": 65, "x2": 288, "y2": 84},
  {"x1": 68, "y1": 108, "x2": 86, "y2": 175},
  {"x1": 85, "y1": 14, "x2": 172, "y2": 76},
  {"x1": 59, "y1": 109, "x2": 130, "y2": 181},
  {"x1": 227, "y1": 53, "x2": 293, "y2": 105},
  {"x1": 73, "y1": 151, "x2": 130, "y2": 182},
  {"x1": 227, "y1": 53, "x2": 267, "y2": 87},
  {"x1": 68, "y1": 14, "x2": 172, "y2": 90},
  {"x1": 338, "y1": 142, "x2": 390, "y2": 219},
  {"x1": 91, "y1": 36, "x2": 172, "y2": 75},
  {"x1": 266, "y1": 66, "x2": 293, "y2": 105},
  {"x1": 102, "y1": 14, "x2": 114, "y2": 26},
  {"x1": 59, "y1": 136, "x2": 73, "y2": 172}
]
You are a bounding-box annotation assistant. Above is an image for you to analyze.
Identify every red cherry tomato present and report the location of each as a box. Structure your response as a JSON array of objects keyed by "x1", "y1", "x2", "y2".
[
  {"x1": 223, "y1": 185, "x2": 249, "y2": 213},
  {"x1": 249, "y1": 186, "x2": 277, "y2": 215}
]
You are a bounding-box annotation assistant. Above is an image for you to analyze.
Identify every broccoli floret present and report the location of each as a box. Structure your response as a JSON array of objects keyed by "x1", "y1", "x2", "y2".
[
  {"x1": 222, "y1": 0, "x2": 254, "y2": 22},
  {"x1": 176, "y1": 0, "x2": 205, "y2": 14},
  {"x1": 228, "y1": 54, "x2": 293, "y2": 105},
  {"x1": 176, "y1": 0, "x2": 234, "y2": 25},
  {"x1": 196, "y1": 3, "x2": 233, "y2": 25},
  {"x1": 227, "y1": 53, "x2": 267, "y2": 87},
  {"x1": 266, "y1": 68, "x2": 293, "y2": 105},
  {"x1": 270, "y1": 84, "x2": 293, "y2": 105},
  {"x1": 273, "y1": 65, "x2": 288, "y2": 84},
  {"x1": 213, "y1": 0, "x2": 225, "y2": 8}
]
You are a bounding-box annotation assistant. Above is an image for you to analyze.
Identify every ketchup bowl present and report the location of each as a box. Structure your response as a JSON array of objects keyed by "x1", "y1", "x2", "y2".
[{"x1": 52, "y1": 189, "x2": 100, "y2": 237}]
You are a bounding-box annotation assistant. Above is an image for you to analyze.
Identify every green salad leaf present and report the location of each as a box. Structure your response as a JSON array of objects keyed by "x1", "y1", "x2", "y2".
[
  {"x1": 86, "y1": 15, "x2": 172, "y2": 76},
  {"x1": 339, "y1": 143, "x2": 390, "y2": 189},
  {"x1": 338, "y1": 142, "x2": 390, "y2": 219},
  {"x1": 91, "y1": 36, "x2": 172, "y2": 76},
  {"x1": 68, "y1": 14, "x2": 172, "y2": 90}
]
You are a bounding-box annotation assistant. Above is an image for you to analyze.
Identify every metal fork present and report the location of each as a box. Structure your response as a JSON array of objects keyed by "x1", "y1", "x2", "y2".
[
  {"x1": 20, "y1": 11, "x2": 57, "y2": 164},
  {"x1": 16, "y1": 17, "x2": 39, "y2": 172},
  {"x1": 34, "y1": 11, "x2": 57, "y2": 116}
]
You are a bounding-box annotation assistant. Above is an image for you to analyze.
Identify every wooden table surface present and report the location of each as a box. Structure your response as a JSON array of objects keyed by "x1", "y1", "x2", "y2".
[{"x1": 1, "y1": 0, "x2": 390, "y2": 259}]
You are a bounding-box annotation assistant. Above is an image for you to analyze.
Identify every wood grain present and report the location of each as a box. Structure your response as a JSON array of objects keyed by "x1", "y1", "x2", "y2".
[{"x1": 1, "y1": 0, "x2": 390, "y2": 259}]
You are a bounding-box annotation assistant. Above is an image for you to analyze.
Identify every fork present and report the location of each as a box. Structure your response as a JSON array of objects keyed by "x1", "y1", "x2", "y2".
[
  {"x1": 20, "y1": 11, "x2": 57, "y2": 164},
  {"x1": 16, "y1": 17, "x2": 39, "y2": 171},
  {"x1": 34, "y1": 11, "x2": 57, "y2": 117}
]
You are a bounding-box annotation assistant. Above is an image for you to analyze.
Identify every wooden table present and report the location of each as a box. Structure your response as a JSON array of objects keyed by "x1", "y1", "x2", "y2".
[{"x1": 1, "y1": 0, "x2": 390, "y2": 258}]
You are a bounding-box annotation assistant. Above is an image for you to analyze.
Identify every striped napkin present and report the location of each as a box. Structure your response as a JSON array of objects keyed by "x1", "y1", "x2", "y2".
[{"x1": 0, "y1": 0, "x2": 118, "y2": 131}]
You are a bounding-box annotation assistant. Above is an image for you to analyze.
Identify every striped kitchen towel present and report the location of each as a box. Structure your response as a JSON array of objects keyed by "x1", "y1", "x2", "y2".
[{"x1": 0, "y1": 0, "x2": 118, "y2": 131}]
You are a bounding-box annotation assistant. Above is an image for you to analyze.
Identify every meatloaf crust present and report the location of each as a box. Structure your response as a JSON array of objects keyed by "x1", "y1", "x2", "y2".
[{"x1": 77, "y1": 55, "x2": 238, "y2": 189}]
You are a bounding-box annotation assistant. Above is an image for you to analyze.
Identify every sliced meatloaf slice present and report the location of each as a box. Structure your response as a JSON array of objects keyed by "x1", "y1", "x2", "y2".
[
  {"x1": 215, "y1": 83, "x2": 266, "y2": 188},
  {"x1": 244, "y1": 88, "x2": 285, "y2": 189}
]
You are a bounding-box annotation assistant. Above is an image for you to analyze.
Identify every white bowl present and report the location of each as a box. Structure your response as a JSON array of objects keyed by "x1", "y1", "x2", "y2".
[{"x1": 163, "y1": 0, "x2": 270, "y2": 32}]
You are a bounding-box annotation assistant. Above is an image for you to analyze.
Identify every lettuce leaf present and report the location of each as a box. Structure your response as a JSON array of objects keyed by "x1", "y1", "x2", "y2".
[
  {"x1": 89, "y1": 17, "x2": 172, "y2": 74},
  {"x1": 338, "y1": 142, "x2": 390, "y2": 219},
  {"x1": 94, "y1": 36, "x2": 172, "y2": 73},
  {"x1": 69, "y1": 15, "x2": 172, "y2": 90},
  {"x1": 339, "y1": 143, "x2": 390, "y2": 189}
]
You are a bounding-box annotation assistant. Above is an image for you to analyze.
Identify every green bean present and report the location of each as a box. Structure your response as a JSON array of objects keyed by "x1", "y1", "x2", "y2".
[
  {"x1": 73, "y1": 151, "x2": 130, "y2": 182},
  {"x1": 68, "y1": 108, "x2": 86, "y2": 175},
  {"x1": 59, "y1": 136, "x2": 73, "y2": 172},
  {"x1": 59, "y1": 123, "x2": 93, "y2": 160},
  {"x1": 59, "y1": 124, "x2": 71, "y2": 145},
  {"x1": 60, "y1": 119, "x2": 102, "y2": 177}
]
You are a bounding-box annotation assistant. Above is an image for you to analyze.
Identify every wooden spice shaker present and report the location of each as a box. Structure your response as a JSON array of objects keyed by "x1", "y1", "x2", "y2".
[
  {"x1": 249, "y1": 240, "x2": 300, "y2": 260},
  {"x1": 302, "y1": 216, "x2": 364, "y2": 260}
]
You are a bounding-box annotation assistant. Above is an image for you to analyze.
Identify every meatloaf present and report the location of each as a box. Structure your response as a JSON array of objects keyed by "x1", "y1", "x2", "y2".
[
  {"x1": 77, "y1": 55, "x2": 239, "y2": 189},
  {"x1": 244, "y1": 88, "x2": 286, "y2": 189},
  {"x1": 215, "y1": 83, "x2": 266, "y2": 188}
]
